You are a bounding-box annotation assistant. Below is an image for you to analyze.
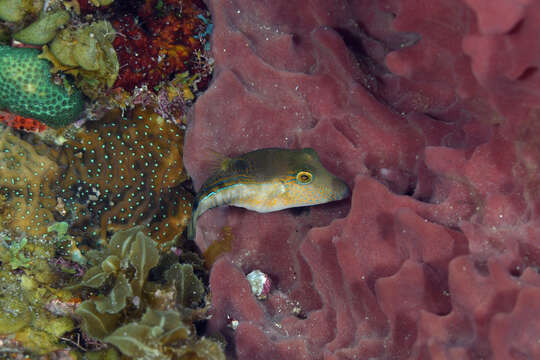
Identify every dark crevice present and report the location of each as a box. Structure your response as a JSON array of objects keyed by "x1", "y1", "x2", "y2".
[
  {"x1": 508, "y1": 19, "x2": 525, "y2": 35},
  {"x1": 517, "y1": 66, "x2": 537, "y2": 81},
  {"x1": 473, "y1": 259, "x2": 489, "y2": 276},
  {"x1": 289, "y1": 206, "x2": 311, "y2": 217}
]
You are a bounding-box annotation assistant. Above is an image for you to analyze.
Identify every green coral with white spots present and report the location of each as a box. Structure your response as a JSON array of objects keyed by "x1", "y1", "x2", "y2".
[
  {"x1": 0, "y1": 45, "x2": 84, "y2": 128},
  {"x1": 56, "y1": 107, "x2": 193, "y2": 244}
]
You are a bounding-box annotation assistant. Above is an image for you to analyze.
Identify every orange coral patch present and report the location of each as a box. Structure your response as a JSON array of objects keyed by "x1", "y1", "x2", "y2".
[{"x1": 0, "y1": 111, "x2": 47, "y2": 133}]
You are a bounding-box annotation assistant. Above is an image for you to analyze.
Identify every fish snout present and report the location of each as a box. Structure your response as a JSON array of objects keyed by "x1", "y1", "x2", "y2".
[{"x1": 331, "y1": 177, "x2": 351, "y2": 200}]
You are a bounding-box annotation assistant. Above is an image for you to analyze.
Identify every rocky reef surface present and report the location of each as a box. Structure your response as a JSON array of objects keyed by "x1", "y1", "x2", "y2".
[
  {"x1": 184, "y1": 0, "x2": 540, "y2": 359},
  {"x1": 0, "y1": 0, "x2": 222, "y2": 358}
]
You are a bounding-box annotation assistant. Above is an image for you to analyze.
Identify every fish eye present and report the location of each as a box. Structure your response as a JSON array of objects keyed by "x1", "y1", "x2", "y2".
[{"x1": 296, "y1": 171, "x2": 312, "y2": 184}]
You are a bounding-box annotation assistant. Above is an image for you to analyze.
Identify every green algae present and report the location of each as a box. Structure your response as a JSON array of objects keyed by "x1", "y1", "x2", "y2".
[
  {"x1": 44, "y1": 20, "x2": 119, "y2": 99},
  {"x1": 0, "y1": 232, "x2": 76, "y2": 355},
  {"x1": 0, "y1": 294, "x2": 32, "y2": 334},
  {"x1": 15, "y1": 310, "x2": 74, "y2": 354},
  {"x1": 90, "y1": 0, "x2": 115, "y2": 6},
  {"x1": 86, "y1": 348, "x2": 121, "y2": 360},
  {"x1": 0, "y1": 25, "x2": 9, "y2": 44},
  {"x1": 13, "y1": 9, "x2": 71, "y2": 45},
  {"x1": 165, "y1": 263, "x2": 206, "y2": 308},
  {"x1": 76, "y1": 301, "x2": 122, "y2": 339},
  {"x1": 0, "y1": 0, "x2": 43, "y2": 22},
  {"x1": 74, "y1": 226, "x2": 159, "y2": 299},
  {"x1": 0, "y1": 45, "x2": 85, "y2": 128},
  {"x1": 5, "y1": 236, "x2": 32, "y2": 270},
  {"x1": 70, "y1": 226, "x2": 225, "y2": 359},
  {"x1": 48, "y1": 221, "x2": 87, "y2": 265},
  {"x1": 0, "y1": 214, "x2": 217, "y2": 358},
  {"x1": 104, "y1": 309, "x2": 191, "y2": 359}
]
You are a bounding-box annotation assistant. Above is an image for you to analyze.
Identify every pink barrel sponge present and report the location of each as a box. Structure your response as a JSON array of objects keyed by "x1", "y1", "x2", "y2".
[{"x1": 183, "y1": 0, "x2": 540, "y2": 358}]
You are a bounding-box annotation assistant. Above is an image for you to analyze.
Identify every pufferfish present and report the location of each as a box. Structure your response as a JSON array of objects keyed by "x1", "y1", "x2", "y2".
[{"x1": 188, "y1": 147, "x2": 350, "y2": 240}]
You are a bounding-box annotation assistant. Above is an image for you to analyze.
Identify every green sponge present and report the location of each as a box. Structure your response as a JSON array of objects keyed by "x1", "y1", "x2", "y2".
[{"x1": 0, "y1": 45, "x2": 84, "y2": 128}]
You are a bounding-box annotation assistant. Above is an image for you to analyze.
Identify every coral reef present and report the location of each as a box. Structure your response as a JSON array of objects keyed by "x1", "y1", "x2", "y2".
[
  {"x1": 0, "y1": 231, "x2": 75, "y2": 355},
  {"x1": 0, "y1": 127, "x2": 58, "y2": 235},
  {"x1": 0, "y1": 223, "x2": 223, "y2": 359},
  {"x1": 0, "y1": 2, "x2": 213, "y2": 356},
  {"x1": 55, "y1": 106, "x2": 192, "y2": 245},
  {"x1": 0, "y1": 103, "x2": 191, "y2": 245},
  {"x1": 0, "y1": 0, "x2": 213, "y2": 130},
  {"x1": 111, "y1": 0, "x2": 211, "y2": 91},
  {"x1": 183, "y1": 0, "x2": 540, "y2": 359},
  {"x1": 0, "y1": 45, "x2": 84, "y2": 128}
]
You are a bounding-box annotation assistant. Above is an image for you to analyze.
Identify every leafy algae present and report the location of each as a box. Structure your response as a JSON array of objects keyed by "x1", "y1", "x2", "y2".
[{"x1": 70, "y1": 226, "x2": 225, "y2": 359}]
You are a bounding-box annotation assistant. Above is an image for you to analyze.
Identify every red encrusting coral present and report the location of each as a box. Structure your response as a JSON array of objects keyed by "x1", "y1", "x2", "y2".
[
  {"x1": 183, "y1": 0, "x2": 540, "y2": 358},
  {"x1": 0, "y1": 111, "x2": 47, "y2": 133},
  {"x1": 111, "y1": 0, "x2": 209, "y2": 91}
]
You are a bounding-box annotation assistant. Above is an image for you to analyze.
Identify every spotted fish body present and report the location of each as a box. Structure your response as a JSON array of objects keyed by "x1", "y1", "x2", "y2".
[{"x1": 188, "y1": 148, "x2": 350, "y2": 240}]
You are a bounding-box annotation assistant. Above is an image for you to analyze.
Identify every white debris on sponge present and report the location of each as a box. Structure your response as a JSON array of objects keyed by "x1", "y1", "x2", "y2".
[{"x1": 246, "y1": 269, "x2": 271, "y2": 300}]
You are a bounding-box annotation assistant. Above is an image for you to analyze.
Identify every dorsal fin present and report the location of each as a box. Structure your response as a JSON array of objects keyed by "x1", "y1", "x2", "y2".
[{"x1": 202, "y1": 148, "x2": 232, "y2": 173}]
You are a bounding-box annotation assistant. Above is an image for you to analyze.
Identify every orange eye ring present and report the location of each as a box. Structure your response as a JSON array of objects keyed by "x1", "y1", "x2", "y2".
[{"x1": 296, "y1": 171, "x2": 312, "y2": 184}]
